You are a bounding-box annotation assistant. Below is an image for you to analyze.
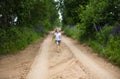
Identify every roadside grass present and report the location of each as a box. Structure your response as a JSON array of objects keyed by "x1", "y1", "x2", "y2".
[
  {"x1": 0, "y1": 26, "x2": 42, "y2": 55},
  {"x1": 64, "y1": 26, "x2": 120, "y2": 67}
]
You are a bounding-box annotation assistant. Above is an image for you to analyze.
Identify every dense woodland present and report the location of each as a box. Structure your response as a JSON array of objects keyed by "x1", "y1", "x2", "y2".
[
  {"x1": 0, "y1": 0, "x2": 120, "y2": 67},
  {"x1": 60, "y1": 0, "x2": 120, "y2": 66},
  {"x1": 0, "y1": 0, "x2": 59, "y2": 54}
]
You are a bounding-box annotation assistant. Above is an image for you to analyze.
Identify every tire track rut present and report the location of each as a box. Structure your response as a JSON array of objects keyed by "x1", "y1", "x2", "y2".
[{"x1": 26, "y1": 33, "x2": 120, "y2": 79}]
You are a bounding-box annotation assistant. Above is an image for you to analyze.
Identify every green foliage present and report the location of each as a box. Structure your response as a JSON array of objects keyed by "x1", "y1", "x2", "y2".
[
  {"x1": 0, "y1": 0, "x2": 59, "y2": 55},
  {"x1": 0, "y1": 0, "x2": 58, "y2": 28},
  {"x1": 96, "y1": 26, "x2": 113, "y2": 45},
  {"x1": 62, "y1": 0, "x2": 88, "y2": 25},
  {"x1": 62, "y1": 0, "x2": 120, "y2": 67},
  {"x1": 105, "y1": 36, "x2": 120, "y2": 66},
  {"x1": 64, "y1": 26, "x2": 79, "y2": 39},
  {"x1": 86, "y1": 26, "x2": 120, "y2": 67},
  {"x1": 79, "y1": 0, "x2": 109, "y2": 37},
  {"x1": 87, "y1": 40, "x2": 104, "y2": 55},
  {"x1": 0, "y1": 27, "x2": 41, "y2": 55}
]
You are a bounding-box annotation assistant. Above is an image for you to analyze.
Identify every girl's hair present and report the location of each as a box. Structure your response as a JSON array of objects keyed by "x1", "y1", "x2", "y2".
[{"x1": 55, "y1": 29, "x2": 58, "y2": 32}]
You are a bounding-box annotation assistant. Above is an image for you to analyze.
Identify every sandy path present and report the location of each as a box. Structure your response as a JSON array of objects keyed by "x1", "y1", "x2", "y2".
[
  {"x1": 26, "y1": 35, "x2": 52, "y2": 79},
  {"x1": 0, "y1": 39, "x2": 43, "y2": 79},
  {"x1": 26, "y1": 33, "x2": 120, "y2": 79},
  {"x1": 63, "y1": 36, "x2": 120, "y2": 79}
]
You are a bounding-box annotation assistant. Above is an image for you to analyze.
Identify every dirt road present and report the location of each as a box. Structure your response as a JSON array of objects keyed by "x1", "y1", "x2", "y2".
[
  {"x1": 26, "y1": 33, "x2": 120, "y2": 79},
  {"x1": 0, "y1": 39, "x2": 43, "y2": 79}
]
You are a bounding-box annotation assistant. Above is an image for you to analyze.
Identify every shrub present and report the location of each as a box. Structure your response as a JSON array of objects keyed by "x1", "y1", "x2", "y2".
[
  {"x1": 0, "y1": 27, "x2": 41, "y2": 55},
  {"x1": 96, "y1": 26, "x2": 113, "y2": 45},
  {"x1": 64, "y1": 26, "x2": 79, "y2": 39}
]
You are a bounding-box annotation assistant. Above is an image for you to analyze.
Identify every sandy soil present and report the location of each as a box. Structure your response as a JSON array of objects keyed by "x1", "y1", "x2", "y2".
[
  {"x1": 0, "y1": 39, "x2": 43, "y2": 79},
  {"x1": 0, "y1": 32, "x2": 120, "y2": 79},
  {"x1": 26, "y1": 32, "x2": 120, "y2": 79}
]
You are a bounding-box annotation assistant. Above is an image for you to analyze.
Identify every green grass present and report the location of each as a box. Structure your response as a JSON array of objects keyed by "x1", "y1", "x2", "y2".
[
  {"x1": 0, "y1": 27, "x2": 41, "y2": 55},
  {"x1": 64, "y1": 27, "x2": 79, "y2": 39},
  {"x1": 64, "y1": 26, "x2": 120, "y2": 67},
  {"x1": 87, "y1": 38, "x2": 120, "y2": 67}
]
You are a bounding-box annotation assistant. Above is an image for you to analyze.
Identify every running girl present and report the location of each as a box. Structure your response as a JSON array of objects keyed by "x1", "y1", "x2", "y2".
[{"x1": 54, "y1": 28, "x2": 61, "y2": 46}]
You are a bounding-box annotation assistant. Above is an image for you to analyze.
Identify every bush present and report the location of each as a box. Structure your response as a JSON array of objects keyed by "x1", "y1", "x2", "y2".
[
  {"x1": 88, "y1": 26, "x2": 120, "y2": 67},
  {"x1": 96, "y1": 26, "x2": 113, "y2": 45},
  {"x1": 64, "y1": 24, "x2": 120, "y2": 67},
  {"x1": 105, "y1": 36, "x2": 120, "y2": 66},
  {"x1": 64, "y1": 26, "x2": 79, "y2": 39},
  {"x1": 0, "y1": 27, "x2": 41, "y2": 55}
]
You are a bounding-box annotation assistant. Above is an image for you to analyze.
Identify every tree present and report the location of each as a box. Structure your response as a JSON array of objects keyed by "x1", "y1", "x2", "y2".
[
  {"x1": 0, "y1": 0, "x2": 59, "y2": 54},
  {"x1": 62, "y1": 0, "x2": 88, "y2": 25}
]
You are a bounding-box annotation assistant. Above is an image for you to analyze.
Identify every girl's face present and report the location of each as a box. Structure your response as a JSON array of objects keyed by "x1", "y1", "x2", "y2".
[{"x1": 55, "y1": 29, "x2": 59, "y2": 32}]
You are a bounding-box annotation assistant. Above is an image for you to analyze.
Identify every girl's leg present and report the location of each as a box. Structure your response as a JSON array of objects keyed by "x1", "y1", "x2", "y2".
[
  {"x1": 57, "y1": 41, "x2": 61, "y2": 52},
  {"x1": 56, "y1": 41, "x2": 59, "y2": 52}
]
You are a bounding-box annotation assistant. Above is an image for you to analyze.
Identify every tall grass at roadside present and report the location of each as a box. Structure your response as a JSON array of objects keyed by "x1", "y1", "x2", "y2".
[
  {"x1": 64, "y1": 25, "x2": 120, "y2": 67},
  {"x1": 0, "y1": 26, "x2": 41, "y2": 55},
  {"x1": 64, "y1": 26, "x2": 79, "y2": 39}
]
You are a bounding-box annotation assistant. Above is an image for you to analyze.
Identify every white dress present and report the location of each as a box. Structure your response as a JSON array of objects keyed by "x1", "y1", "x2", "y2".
[{"x1": 54, "y1": 32, "x2": 61, "y2": 41}]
